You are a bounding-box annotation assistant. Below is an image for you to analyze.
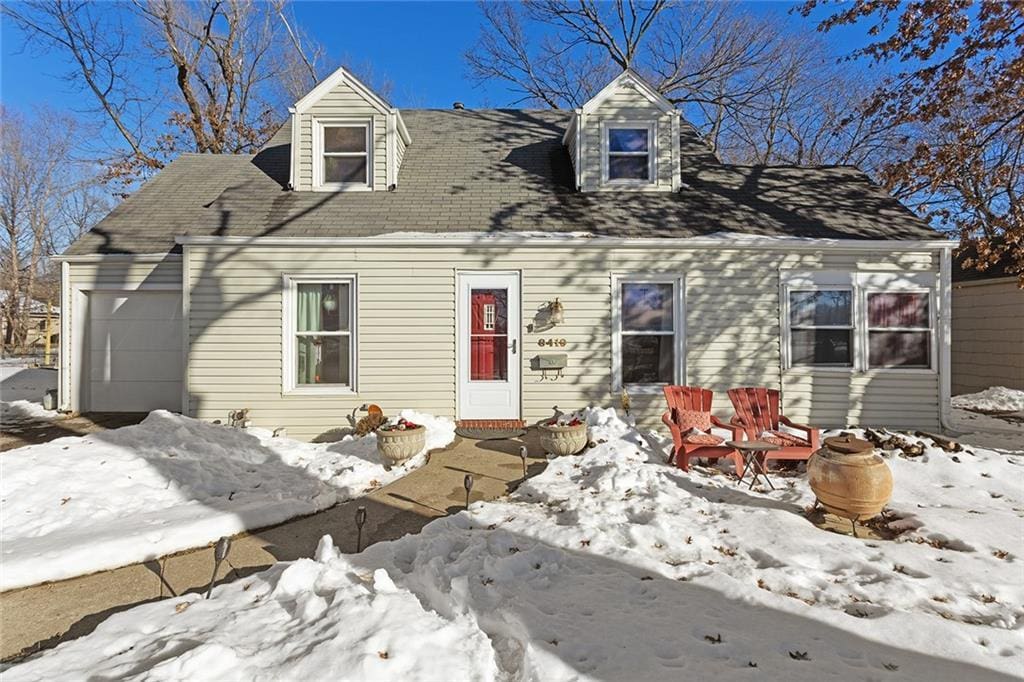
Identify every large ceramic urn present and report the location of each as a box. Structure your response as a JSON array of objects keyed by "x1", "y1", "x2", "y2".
[{"x1": 807, "y1": 435, "x2": 893, "y2": 522}]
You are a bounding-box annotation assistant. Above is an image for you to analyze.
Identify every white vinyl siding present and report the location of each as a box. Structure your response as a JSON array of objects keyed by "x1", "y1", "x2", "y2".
[
  {"x1": 295, "y1": 79, "x2": 388, "y2": 192},
  {"x1": 184, "y1": 245, "x2": 941, "y2": 440},
  {"x1": 579, "y1": 85, "x2": 675, "y2": 193}
]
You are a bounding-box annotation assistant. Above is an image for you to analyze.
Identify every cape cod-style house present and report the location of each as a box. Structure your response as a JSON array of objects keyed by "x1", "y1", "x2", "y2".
[{"x1": 55, "y1": 67, "x2": 953, "y2": 440}]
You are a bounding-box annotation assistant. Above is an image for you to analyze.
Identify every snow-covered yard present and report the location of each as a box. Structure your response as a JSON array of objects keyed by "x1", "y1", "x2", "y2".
[
  {"x1": 6, "y1": 408, "x2": 1021, "y2": 680},
  {"x1": 0, "y1": 410, "x2": 454, "y2": 591}
]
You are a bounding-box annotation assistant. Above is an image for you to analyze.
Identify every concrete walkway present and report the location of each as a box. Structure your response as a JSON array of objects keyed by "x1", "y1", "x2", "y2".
[{"x1": 0, "y1": 433, "x2": 547, "y2": 662}]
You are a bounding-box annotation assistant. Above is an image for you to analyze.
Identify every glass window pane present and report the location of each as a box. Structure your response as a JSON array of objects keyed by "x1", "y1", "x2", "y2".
[
  {"x1": 323, "y1": 126, "x2": 366, "y2": 153},
  {"x1": 868, "y1": 292, "x2": 929, "y2": 328},
  {"x1": 608, "y1": 155, "x2": 649, "y2": 180},
  {"x1": 869, "y1": 331, "x2": 930, "y2": 368},
  {"x1": 622, "y1": 335, "x2": 674, "y2": 384},
  {"x1": 622, "y1": 283, "x2": 673, "y2": 332},
  {"x1": 470, "y1": 289, "x2": 507, "y2": 334},
  {"x1": 470, "y1": 335, "x2": 508, "y2": 380},
  {"x1": 297, "y1": 335, "x2": 350, "y2": 385},
  {"x1": 608, "y1": 128, "x2": 648, "y2": 152},
  {"x1": 324, "y1": 156, "x2": 367, "y2": 185},
  {"x1": 789, "y1": 290, "x2": 852, "y2": 327},
  {"x1": 297, "y1": 283, "x2": 348, "y2": 332},
  {"x1": 791, "y1": 329, "x2": 852, "y2": 366}
]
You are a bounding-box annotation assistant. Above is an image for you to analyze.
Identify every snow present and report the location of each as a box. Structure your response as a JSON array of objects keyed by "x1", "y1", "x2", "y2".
[
  {"x1": 1, "y1": 365, "x2": 58, "y2": 427},
  {"x1": 953, "y1": 386, "x2": 1024, "y2": 414},
  {"x1": 6, "y1": 409, "x2": 1022, "y2": 680},
  {"x1": 0, "y1": 409, "x2": 453, "y2": 591}
]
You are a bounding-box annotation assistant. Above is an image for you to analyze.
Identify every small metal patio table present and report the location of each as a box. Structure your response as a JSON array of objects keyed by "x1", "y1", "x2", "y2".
[{"x1": 726, "y1": 440, "x2": 782, "y2": 490}]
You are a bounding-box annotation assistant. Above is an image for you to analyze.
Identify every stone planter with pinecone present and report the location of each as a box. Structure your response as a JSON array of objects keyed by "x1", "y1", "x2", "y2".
[{"x1": 377, "y1": 419, "x2": 426, "y2": 467}]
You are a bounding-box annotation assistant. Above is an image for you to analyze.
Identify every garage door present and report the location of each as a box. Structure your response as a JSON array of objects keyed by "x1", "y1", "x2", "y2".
[{"x1": 86, "y1": 291, "x2": 182, "y2": 412}]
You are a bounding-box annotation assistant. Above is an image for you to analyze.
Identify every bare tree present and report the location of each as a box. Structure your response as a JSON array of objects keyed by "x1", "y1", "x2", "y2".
[
  {"x1": 466, "y1": 0, "x2": 914, "y2": 172},
  {"x1": 3, "y1": 0, "x2": 326, "y2": 189},
  {"x1": 0, "y1": 108, "x2": 107, "y2": 354}
]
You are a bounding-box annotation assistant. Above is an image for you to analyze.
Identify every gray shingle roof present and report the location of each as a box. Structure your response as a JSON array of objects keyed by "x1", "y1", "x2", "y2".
[{"x1": 65, "y1": 109, "x2": 939, "y2": 256}]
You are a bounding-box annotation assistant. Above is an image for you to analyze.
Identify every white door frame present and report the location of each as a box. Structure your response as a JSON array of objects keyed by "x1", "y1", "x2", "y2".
[{"x1": 456, "y1": 271, "x2": 521, "y2": 420}]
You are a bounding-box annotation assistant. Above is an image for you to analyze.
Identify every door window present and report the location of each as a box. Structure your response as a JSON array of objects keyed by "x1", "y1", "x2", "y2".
[{"x1": 470, "y1": 288, "x2": 508, "y2": 380}]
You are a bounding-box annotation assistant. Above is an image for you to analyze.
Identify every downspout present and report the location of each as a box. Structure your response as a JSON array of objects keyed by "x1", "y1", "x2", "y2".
[
  {"x1": 938, "y1": 245, "x2": 954, "y2": 432},
  {"x1": 59, "y1": 260, "x2": 70, "y2": 412}
]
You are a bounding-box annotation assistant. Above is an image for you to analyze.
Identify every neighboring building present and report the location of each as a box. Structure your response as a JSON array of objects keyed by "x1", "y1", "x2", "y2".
[
  {"x1": 951, "y1": 249, "x2": 1024, "y2": 396},
  {"x1": 0, "y1": 293, "x2": 60, "y2": 364},
  {"x1": 55, "y1": 68, "x2": 954, "y2": 439}
]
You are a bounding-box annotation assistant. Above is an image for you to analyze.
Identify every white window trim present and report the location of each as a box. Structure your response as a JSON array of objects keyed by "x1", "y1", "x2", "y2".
[
  {"x1": 864, "y1": 288, "x2": 935, "y2": 371},
  {"x1": 601, "y1": 121, "x2": 657, "y2": 187},
  {"x1": 611, "y1": 274, "x2": 686, "y2": 394},
  {"x1": 312, "y1": 118, "x2": 373, "y2": 192},
  {"x1": 282, "y1": 274, "x2": 358, "y2": 395},
  {"x1": 784, "y1": 287, "x2": 856, "y2": 369},
  {"x1": 780, "y1": 271, "x2": 937, "y2": 374}
]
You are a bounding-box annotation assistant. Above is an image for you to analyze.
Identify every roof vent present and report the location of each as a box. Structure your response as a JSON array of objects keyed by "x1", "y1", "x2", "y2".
[{"x1": 452, "y1": 102, "x2": 465, "y2": 110}]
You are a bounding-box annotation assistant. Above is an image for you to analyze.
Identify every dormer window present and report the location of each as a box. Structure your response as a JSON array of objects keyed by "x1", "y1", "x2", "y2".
[
  {"x1": 313, "y1": 119, "x2": 372, "y2": 191},
  {"x1": 603, "y1": 122, "x2": 655, "y2": 185}
]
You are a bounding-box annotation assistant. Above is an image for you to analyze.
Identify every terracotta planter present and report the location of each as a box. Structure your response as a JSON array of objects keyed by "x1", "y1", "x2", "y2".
[
  {"x1": 377, "y1": 426, "x2": 426, "y2": 467},
  {"x1": 808, "y1": 435, "x2": 893, "y2": 522},
  {"x1": 539, "y1": 422, "x2": 588, "y2": 456}
]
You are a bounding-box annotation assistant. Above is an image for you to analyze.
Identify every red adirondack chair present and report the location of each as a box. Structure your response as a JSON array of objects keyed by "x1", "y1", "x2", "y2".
[
  {"x1": 726, "y1": 387, "x2": 820, "y2": 467},
  {"x1": 662, "y1": 386, "x2": 746, "y2": 474}
]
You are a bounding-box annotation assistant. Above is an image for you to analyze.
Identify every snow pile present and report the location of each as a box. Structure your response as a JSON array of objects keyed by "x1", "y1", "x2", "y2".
[
  {"x1": 4, "y1": 538, "x2": 499, "y2": 682},
  {"x1": 7, "y1": 409, "x2": 1021, "y2": 679},
  {"x1": 1, "y1": 410, "x2": 453, "y2": 590},
  {"x1": 0, "y1": 400, "x2": 56, "y2": 424},
  {"x1": 952, "y1": 386, "x2": 1024, "y2": 413}
]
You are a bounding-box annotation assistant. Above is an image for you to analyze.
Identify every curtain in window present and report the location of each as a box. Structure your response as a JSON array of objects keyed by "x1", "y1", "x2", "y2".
[
  {"x1": 868, "y1": 293, "x2": 928, "y2": 328},
  {"x1": 297, "y1": 285, "x2": 322, "y2": 384}
]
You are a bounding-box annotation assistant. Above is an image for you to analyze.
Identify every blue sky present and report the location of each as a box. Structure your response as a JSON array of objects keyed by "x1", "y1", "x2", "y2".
[{"x1": 1, "y1": 1, "x2": 869, "y2": 112}]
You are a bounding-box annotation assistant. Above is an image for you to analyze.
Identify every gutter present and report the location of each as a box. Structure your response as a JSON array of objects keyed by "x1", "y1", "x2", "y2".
[{"x1": 175, "y1": 234, "x2": 955, "y2": 252}]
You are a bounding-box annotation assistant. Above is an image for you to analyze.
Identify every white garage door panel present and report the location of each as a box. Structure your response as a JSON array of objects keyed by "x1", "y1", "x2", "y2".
[
  {"x1": 90, "y1": 382, "x2": 181, "y2": 413},
  {"x1": 89, "y1": 293, "x2": 182, "y2": 320},
  {"x1": 88, "y1": 351, "x2": 183, "y2": 382},
  {"x1": 88, "y1": 321, "x2": 182, "y2": 351},
  {"x1": 86, "y1": 291, "x2": 183, "y2": 412}
]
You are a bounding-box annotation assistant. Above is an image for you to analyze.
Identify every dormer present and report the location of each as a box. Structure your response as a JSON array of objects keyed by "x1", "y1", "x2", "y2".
[
  {"x1": 562, "y1": 70, "x2": 681, "y2": 193},
  {"x1": 288, "y1": 66, "x2": 410, "y2": 192}
]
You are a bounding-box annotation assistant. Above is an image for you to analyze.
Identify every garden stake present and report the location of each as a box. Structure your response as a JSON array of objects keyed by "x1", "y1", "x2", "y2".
[
  {"x1": 205, "y1": 536, "x2": 231, "y2": 599},
  {"x1": 464, "y1": 474, "x2": 474, "y2": 509},
  {"x1": 520, "y1": 446, "x2": 528, "y2": 477},
  {"x1": 355, "y1": 506, "x2": 368, "y2": 552}
]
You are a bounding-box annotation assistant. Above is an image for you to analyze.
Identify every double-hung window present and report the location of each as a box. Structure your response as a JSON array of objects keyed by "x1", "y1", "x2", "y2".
[
  {"x1": 788, "y1": 290, "x2": 854, "y2": 367},
  {"x1": 284, "y1": 275, "x2": 356, "y2": 393},
  {"x1": 315, "y1": 120, "x2": 371, "y2": 190},
  {"x1": 867, "y1": 292, "x2": 931, "y2": 368},
  {"x1": 783, "y1": 272, "x2": 936, "y2": 372},
  {"x1": 605, "y1": 123, "x2": 655, "y2": 184},
  {"x1": 615, "y1": 277, "x2": 683, "y2": 389}
]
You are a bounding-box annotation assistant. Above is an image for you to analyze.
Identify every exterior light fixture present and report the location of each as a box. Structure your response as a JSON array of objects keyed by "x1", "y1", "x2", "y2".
[
  {"x1": 355, "y1": 505, "x2": 368, "y2": 552},
  {"x1": 549, "y1": 298, "x2": 565, "y2": 325}
]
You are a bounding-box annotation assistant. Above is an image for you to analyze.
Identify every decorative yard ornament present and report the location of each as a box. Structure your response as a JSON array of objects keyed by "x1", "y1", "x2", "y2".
[
  {"x1": 520, "y1": 445, "x2": 528, "y2": 477},
  {"x1": 807, "y1": 435, "x2": 893, "y2": 538},
  {"x1": 548, "y1": 298, "x2": 565, "y2": 325},
  {"x1": 205, "y1": 536, "x2": 232, "y2": 599},
  {"x1": 355, "y1": 505, "x2": 368, "y2": 552},
  {"x1": 464, "y1": 474, "x2": 474, "y2": 509}
]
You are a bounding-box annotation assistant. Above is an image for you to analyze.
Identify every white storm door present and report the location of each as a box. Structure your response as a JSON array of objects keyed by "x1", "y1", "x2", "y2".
[{"x1": 457, "y1": 272, "x2": 521, "y2": 420}]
